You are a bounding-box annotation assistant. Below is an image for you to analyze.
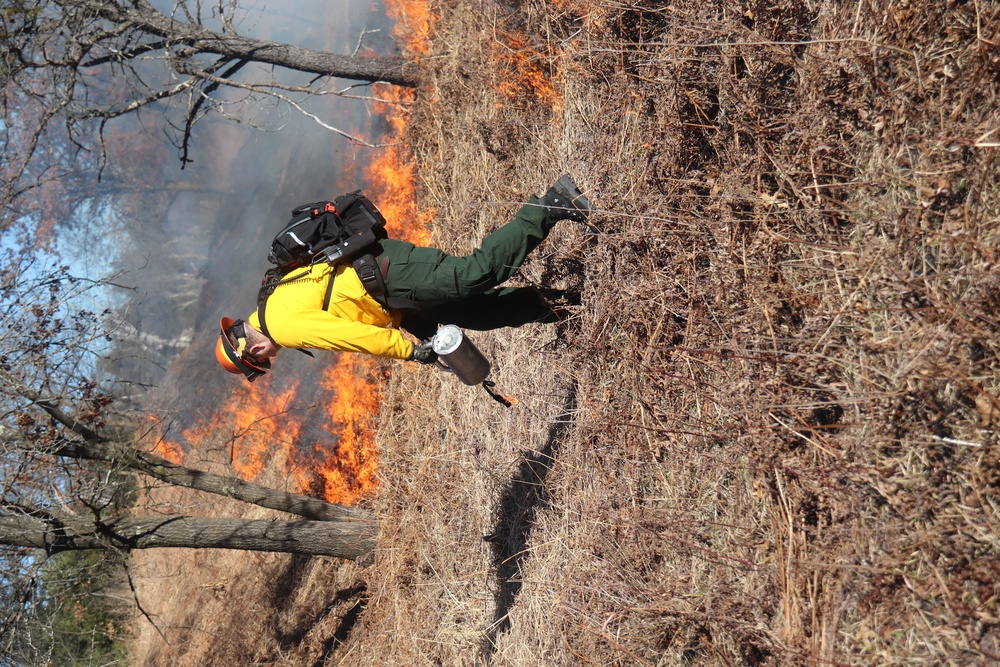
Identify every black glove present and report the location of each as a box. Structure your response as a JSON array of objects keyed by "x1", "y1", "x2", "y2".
[{"x1": 408, "y1": 340, "x2": 438, "y2": 364}]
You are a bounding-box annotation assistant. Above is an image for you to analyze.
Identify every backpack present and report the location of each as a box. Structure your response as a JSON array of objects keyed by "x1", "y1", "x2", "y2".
[
  {"x1": 267, "y1": 191, "x2": 387, "y2": 271},
  {"x1": 256, "y1": 191, "x2": 417, "y2": 344}
]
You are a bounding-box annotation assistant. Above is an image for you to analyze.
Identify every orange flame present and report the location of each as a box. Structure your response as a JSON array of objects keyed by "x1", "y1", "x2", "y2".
[
  {"x1": 306, "y1": 355, "x2": 384, "y2": 503},
  {"x1": 147, "y1": 1, "x2": 564, "y2": 513},
  {"x1": 147, "y1": 412, "x2": 187, "y2": 464},
  {"x1": 144, "y1": 1, "x2": 440, "y2": 509},
  {"x1": 152, "y1": 439, "x2": 185, "y2": 465},
  {"x1": 227, "y1": 382, "x2": 303, "y2": 481},
  {"x1": 363, "y1": 81, "x2": 434, "y2": 246},
  {"x1": 494, "y1": 32, "x2": 563, "y2": 110},
  {"x1": 369, "y1": 0, "x2": 437, "y2": 245},
  {"x1": 383, "y1": 0, "x2": 435, "y2": 55}
]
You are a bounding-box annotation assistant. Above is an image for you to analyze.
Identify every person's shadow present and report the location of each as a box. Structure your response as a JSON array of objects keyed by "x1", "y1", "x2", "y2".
[{"x1": 480, "y1": 380, "x2": 578, "y2": 658}]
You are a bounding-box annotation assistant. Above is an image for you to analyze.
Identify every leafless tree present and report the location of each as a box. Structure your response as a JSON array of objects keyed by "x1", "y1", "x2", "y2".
[
  {"x1": 0, "y1": 254, "x2": 374, "y2": 526},
  {"x1": 1, "y1": 2, "x2": 399, "y2": 656},
  {"x1": 0, "y1": 242, "x2": 377, "y2": 659},
  {"x1": 1, "y1": 0, "x2": 416, "y2": 232}
]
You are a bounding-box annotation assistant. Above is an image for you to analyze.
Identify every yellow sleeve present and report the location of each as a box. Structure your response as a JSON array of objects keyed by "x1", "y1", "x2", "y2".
[
  {"x1": 249, "y1": 308, "x2": 414, "y2": 360},
  {"x1": 247, "y1": 263, "x2": 415, "y2": 360}
]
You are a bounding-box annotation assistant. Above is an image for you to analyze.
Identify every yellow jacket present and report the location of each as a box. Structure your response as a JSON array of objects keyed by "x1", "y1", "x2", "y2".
[{"x1": 247, "y1": 263, "x2": 413, "y2": 359}]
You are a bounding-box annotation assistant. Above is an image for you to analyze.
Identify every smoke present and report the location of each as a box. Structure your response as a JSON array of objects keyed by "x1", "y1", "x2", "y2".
[{"x1": 106, "y1": 0, "x2": 404, "y2": 441}]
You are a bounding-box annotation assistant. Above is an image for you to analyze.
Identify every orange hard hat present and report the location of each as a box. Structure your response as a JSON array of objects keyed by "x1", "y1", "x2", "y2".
[{"x1": 216, "y1": 317, "x2": 270, "y2": 382}]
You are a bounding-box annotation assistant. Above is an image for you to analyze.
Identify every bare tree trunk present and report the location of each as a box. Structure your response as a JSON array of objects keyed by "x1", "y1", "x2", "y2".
[
  {"x1": 0, "y1": 514, "x2": 376, "y2": 559},
  {"x1": 0, "y1": 381, "x2": 370, "y2": 523},
  {"x1": 57, "y1": 440, "x2": 373, "y2": 523},
  {"x1": 72, "y1": 0, "x2": 418, "y2": 86},
  {"x1": 130, "y1": 450, "x2": 374, "y2": 522}
]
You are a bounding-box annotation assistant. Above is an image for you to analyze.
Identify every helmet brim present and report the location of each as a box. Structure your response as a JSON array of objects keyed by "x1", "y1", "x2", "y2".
[{"x1": 218, "y1": 317, "x2": 270, "y2": 382}]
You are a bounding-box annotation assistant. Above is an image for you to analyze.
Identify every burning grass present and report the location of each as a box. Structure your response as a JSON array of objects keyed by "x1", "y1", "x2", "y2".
[
  {"x1": 128, "y1": 0, "x2": 1000, "y2": 665},
  {"x1": 348, "y1": 0, "x2": 1000, "y2": 664}
]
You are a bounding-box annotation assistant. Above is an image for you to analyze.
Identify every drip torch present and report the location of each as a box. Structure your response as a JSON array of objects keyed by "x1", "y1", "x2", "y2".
[{"x1": 431, "y1": 325, "x2": 512, "y2": 407}]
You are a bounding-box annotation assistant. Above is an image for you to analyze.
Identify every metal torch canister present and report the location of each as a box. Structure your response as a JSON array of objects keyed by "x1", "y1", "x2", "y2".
[{"x1": 431, "y1": 325, "x2": 491, "y2": 386}]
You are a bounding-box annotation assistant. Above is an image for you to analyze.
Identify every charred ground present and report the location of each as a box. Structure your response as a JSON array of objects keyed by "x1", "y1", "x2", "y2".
[{"x1": 130, "y1": 1, "x2": 1000, "y2": 665}]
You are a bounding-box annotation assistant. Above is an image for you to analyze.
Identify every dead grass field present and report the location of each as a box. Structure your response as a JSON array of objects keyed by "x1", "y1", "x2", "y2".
[{"x1": 129, "y1": 0, "x2": 1000, "y2": 665}]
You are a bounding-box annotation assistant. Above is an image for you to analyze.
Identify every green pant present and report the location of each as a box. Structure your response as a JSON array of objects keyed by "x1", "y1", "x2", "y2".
[{"x1": 380, "y1": 199, "x2": 558, "y2": 338}]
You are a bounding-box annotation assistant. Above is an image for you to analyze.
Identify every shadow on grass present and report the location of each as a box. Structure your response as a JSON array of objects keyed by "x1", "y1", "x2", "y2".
[
  {"x1": 310, "y1": 585, "x2": 367, "y2": 667},
  {"x1": 270, "y1": 557, "x2": 366, "y2": 666},
  {"x1": 480, "y1": 380, "x2": 578, "y2": 660}
]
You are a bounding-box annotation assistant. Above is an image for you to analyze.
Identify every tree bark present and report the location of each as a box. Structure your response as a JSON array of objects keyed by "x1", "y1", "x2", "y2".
[
  {"x1": 0, "y1": 514, "x2": 376, "y2": 559},
  {"x1": 0, "y1": 422, "x2": 370, "y2": 523},
  {"x1": 73, "y1": 0, "x2": 418, "y2": 87},
  {"x1": 58, "y1": 440, "x2": 374, "y2": 523}
]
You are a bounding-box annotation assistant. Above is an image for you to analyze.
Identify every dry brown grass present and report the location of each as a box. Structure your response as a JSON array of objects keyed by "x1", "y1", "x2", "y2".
[{"x1": 128, "y1": 0, "x2": 1000, "y2": 665}]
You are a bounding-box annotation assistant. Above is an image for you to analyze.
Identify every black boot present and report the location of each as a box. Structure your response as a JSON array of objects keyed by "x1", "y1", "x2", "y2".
[{"x1": 539, "y1": 175, "x2": 592, "y2": 223}]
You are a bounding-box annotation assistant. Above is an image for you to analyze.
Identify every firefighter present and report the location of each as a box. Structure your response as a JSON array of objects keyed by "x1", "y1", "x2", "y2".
[{"x1": 215, "y1": 175, "x2": 592, "y2": 381}]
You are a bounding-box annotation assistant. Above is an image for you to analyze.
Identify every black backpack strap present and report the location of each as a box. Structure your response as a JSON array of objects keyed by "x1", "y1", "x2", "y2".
[
  {"x1": 256, "y1": 297, "x2": 275, "y2": 342},
  {"x1": 352, "y1": 253, "x2": 419, "y2": 311},
  {"x1": 322, "y1": 268, "x2": 336, "y2": 311},
  {"x1": 256, "y1": 269, "x2": 315, "y2": 358},
  {"x1": 255, "y1": 268, "x2": 282, "y2": 342}
]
